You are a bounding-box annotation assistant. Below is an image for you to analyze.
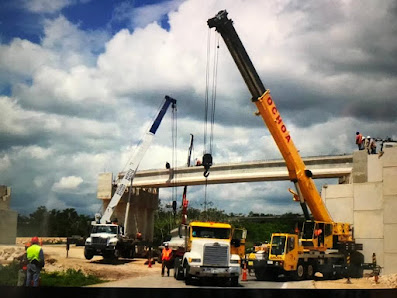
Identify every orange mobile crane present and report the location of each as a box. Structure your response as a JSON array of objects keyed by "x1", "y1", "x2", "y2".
[{"x1": 208, "y1": 10, "x2": 379, "y2": 280}]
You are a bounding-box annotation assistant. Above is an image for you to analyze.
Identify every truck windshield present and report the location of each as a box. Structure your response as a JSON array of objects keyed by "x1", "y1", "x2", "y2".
[
  {"x1": 191, "y1": 227, "x2": 230, "y2": 239},
  {"x1": 92, "y1": 225, "x2": 117, "y2": 234},
  {"x1": 270, "y1": 236, "x2": 286, "y2": 256}
]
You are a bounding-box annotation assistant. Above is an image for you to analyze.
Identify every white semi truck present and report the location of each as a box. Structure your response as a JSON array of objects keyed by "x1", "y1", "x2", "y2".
[{"x1": 172, "y1": 221, "x2": 243, "y2": 286}]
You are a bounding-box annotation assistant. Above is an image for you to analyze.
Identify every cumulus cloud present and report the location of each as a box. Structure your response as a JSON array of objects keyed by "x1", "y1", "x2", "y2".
[
  {"x1": 112, "y1": 0, "x2": 185, "y2": 29},
  {"x1": 52, "y1": 175, "x2": 83, "y2": 192},
  {"x1": 22, "y1": 0, "x2": 72, "y2": 14},
  {"x1": 0, "y1": 0, "x2": 396, "y2": 216}
]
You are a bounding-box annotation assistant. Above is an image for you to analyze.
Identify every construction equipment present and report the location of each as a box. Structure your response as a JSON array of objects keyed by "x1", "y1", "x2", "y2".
[
  {"x1": 208, "y1": 10, "x2": 379, "y2": 280},
  {"x1": 171, "y1": 221, "x2": 242, "y2": 286},
  {"x1": 181, "y1": 134, "x2": 194, "y2": 225},
  {"x1": 84, "y1": 96, "x2": 176, "y2": 261}
]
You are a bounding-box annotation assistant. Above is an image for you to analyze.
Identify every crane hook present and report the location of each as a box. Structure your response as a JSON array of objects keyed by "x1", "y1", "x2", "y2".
[{"x1": 202, "y1": 153, "x2": 213, "y2": 178}]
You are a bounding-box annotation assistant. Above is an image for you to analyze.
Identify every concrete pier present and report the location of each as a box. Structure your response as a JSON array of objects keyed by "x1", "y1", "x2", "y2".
[
  {"x1": 0, "y1": 186, "x2": 17, "y2": 245},
  {"x1": 323, "y1": 147, "x2": 397, "y2": 274}
]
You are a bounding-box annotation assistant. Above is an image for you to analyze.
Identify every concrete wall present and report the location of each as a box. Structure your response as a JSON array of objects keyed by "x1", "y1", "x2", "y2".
[
  {"x1": 0, "y1": 186, "x2": 17, "y2": 245},
  {"x1": 97, "y1": 179, "x2": 159, "y2": 242},
  {"x1": 323, "y1": 147, "x2": 397, "y2": 274}
]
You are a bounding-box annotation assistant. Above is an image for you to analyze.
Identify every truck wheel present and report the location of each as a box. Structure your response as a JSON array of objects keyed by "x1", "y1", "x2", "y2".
[
  {"x1": 84, "y1": 249, "x2": 94, "y2": 260},
  {"x1": 292, "y1": 262, "x2": 305, "y2": 281},
  {"x1": 174, "y1": 262, "x2": 183, "y2": 280},
  {"x1": 113, "y1": 249, "x2": 120, "y2": 260},
  {"x1": 349, "y1": 251, "x2": 364, "y2": 278},
  {"x1": 184, "y1": 264, "x2": 192, "y2": 285},
  {"x1": 306, "y1": 263, "x2": 314, "y2": 280},
  {"x1": 255, "y1": 270, "x2": 266, "y2": 281},
  {"x1": 231, "y1": 276, "x2": 239, "y2": 287}
]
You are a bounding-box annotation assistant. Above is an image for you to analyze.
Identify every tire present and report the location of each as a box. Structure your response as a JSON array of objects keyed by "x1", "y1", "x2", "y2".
[
  {"x1": 349, "y1": 251, "x2": 364, "y2": 278},
  {"x1": 292, "y1": 262, "x2": 305, "y2": 281},
  {"x1": 255, "y1": 269, "x2": 274, "y2": 281},
  {"x1": 174, "y1": 263, "x2": 184, "y2": 280},
  {"x1": 113, "y1": 248, "x2": 120, "y2": 260},
  {"x1": 84, "y1": 249, "x2": 94, "y2": 260},
  {"x1": 184, "y1": 264, "x2": 192, "y2": 285},
  {"x1": 306, "y1": 263, "x2": 314, "y2": 280},
  {"x1": 231, "y1": 276, "x2": 239, "y2": 287}
]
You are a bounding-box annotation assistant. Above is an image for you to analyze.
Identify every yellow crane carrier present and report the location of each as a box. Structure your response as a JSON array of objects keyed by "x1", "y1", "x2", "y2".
[{"x1": 208, "y1": 10, "x2": 380, "y2": 280}]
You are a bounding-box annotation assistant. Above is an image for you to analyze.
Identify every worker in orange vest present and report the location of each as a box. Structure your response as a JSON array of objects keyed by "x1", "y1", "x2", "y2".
[{"x1": 161, "y1": 243, "x2": 173, "y2": 277}]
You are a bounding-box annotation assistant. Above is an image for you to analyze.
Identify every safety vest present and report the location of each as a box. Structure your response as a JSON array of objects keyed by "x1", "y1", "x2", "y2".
[
  {"x1": 162, "y1": 248, "x2": 172, "y2": 261},
  {"x1": 27, "y1": 244, "x2": 42, "y2": 262}
]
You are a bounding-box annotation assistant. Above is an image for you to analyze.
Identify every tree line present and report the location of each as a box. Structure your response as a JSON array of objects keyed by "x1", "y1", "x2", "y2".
[
  {"x1": 18, "y1": 205, "x2": 304, "y2": 249},
  {"x1": 17, "y1": 206, "x2": 92, "y2": 237}
]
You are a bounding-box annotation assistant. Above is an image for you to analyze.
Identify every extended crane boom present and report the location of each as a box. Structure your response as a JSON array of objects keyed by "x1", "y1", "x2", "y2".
[
  {"x1": 101, "y1": 95, "x2": 177, "y2": 223},
  {"x1": 208, "y1": 10, "x2": 331, "y2": 222}
]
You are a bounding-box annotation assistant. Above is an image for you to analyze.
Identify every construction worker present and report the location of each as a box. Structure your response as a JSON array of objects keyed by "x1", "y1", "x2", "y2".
[
  {"x1": 355, "y1": 132, "x2": 363, "y2": 150},
  {"x1": 364, "y1": 136, "x2": 371, "y2": 154},
  {"x1": 370, "y1": 138, "x2": 377, "y2": 154},
  {"x1": 161, "y1": 243, "x2": 173, "y2": 277},
  {"x1": 26, "y1": 237, "x2": 44, "y2": 287}
]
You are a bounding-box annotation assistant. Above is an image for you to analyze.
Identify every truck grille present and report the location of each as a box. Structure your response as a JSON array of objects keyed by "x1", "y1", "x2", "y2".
[
  {"x1": 92, "y1": 237, "x2": 107, "y2": 244},
  {"x1": 203, "y1": 243, "x2": 228, "y2": 267}
]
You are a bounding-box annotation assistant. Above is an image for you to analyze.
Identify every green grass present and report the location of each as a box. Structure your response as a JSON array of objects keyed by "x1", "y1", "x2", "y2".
[
  {"x1": 0, "y1": 261, "x2": 20, "y2": 286},
  {"x1": 0, "y1": 261, "x2": 107, "y2": 287},
  {"x1": 41, "y1": 269, "x2": 105, "y2": 287}
]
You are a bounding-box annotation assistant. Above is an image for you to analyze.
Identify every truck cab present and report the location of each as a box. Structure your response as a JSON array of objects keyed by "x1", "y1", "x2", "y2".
[
  {"x1": 84, "y1": 223, "x2": 135, "y2": 260},
  {"x1": 174, "y1": 221, "x2": 241, "y2": 286}
]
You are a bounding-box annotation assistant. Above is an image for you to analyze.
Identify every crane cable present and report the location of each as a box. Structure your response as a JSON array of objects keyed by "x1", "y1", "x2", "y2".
[
  {"x1": 203, "y1": 29, "x2": 220, "y2": 215},
  {"x1": 171, "y1": 100, "x2": 178, "y2": 220}
]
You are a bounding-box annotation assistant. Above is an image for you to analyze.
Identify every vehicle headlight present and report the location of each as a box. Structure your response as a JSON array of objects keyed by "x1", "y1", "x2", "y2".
[
  {"x1": 108, "y1": 238, "x2": 118, "y2": 246},
  {"x1": 85, "y1": 238, "x2": 92, "y2": 245},
  {"x1": 188, "y1": 258, "x2": 201, "y2": 263},
  {"x1": 230, "y1": 259, "x2": 240, "y2": 264}
]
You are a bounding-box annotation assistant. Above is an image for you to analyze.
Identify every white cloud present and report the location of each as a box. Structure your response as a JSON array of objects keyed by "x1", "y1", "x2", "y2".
[
  {"x1": 23, "y1": 0, "x2": 72, "y2": 14},
  {"x1": 52, "y1": 175, "x2": 83, "y2": 191},
  {"x1": 1, "y1": 0, "x2": 396, "y2": 216},
  {"x1": 0, "y1": 154, "x2": 11, "y2": 172}
]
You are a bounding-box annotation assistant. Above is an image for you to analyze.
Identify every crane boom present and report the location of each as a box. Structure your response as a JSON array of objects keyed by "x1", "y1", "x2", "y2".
[
  {"x1": 208, "y1": 10, "x2": 332, "y2": 222},
  {"x1": 100, "y1": 95, "x2": 177, "y2": 224}
]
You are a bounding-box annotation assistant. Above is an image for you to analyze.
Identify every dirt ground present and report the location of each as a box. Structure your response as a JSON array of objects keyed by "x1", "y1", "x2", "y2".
[{"x1": 1, "y1": 242, "x2": 396, "y2": 288}]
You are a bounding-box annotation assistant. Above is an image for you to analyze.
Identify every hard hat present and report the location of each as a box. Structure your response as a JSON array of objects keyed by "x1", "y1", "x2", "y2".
[
  {"x1": 31, "y1": 236, "x2": 39, "y2": 244},
  {"x1": 367, "y1": 136, "x2": 371, "y2": 139},
  {"x1": 164, "y1": 243, "x2": 169, "y2": 247}
]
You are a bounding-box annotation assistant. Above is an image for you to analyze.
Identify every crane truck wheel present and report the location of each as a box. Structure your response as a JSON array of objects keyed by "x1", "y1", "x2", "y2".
[
  {"x1": 291, "y1": 261, "x2": 305, "y2": 281},
  {"x1": 306, "y1": 263, "x2": 314, "y2": 280}
]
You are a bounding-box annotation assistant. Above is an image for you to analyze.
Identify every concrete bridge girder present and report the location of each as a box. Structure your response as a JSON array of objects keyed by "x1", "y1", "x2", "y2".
[{"x1": 98, "y1": 155, "x2": 353, "y2": 242}]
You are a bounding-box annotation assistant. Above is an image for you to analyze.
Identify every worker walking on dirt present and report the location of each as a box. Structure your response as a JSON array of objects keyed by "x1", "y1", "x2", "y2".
[
  {"x1": 161, "y1": 243, "x2": 173, "y2": 277},
  {"x1": 26, "y1": 236, "x2": 45, "y2": 287}
]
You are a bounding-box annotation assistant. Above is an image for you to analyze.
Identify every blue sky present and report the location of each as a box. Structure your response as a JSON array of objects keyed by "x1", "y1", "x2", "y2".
[
  {"x1": 0, "y1": 0, "x2": 396, "y2": 217},
  {"x1": 0, "y1": 0, "x2": 175, "y2": 44}
]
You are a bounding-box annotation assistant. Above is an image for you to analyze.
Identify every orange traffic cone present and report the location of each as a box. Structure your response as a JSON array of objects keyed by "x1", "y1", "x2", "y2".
[
  {"x1": 241, "y1": 262, "x2": 248, "y2": 281},
  {"x1": 148, "y1": 257, "x2": 152, "y2": 268}
]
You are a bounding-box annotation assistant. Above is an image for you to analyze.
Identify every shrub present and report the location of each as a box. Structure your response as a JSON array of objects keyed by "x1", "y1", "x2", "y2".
[{"x1": 41, "y1": 269, "x2": 105, "y2": 287}]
